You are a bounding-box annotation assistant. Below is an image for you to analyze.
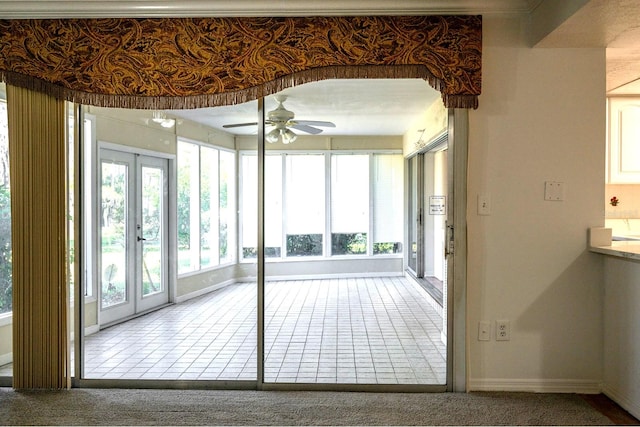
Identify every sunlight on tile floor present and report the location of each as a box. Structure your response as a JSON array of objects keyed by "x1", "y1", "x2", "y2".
[{"x1": 0, "y1": 276, "x2": 446, "y2": 384}]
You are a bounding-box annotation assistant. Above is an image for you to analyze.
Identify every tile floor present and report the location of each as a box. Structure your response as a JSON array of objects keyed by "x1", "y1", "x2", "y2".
[{"x1": 0, "y1": 276, "x2": 446, "y2": 384}]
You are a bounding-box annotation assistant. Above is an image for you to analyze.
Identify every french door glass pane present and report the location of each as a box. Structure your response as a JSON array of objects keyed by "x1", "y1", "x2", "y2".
[
  {"x1": 331, "y1": 154, "x2": 368, "y2": 255},
  {"x1": 101, "y1": 161, "x2": 128, "y2": 308},
  {"x1": 141, "y1": 166, "x2": 163, "y2": 297},
  {"x1": 373, "y1": 154, "x2": 404, "y2": 254}
]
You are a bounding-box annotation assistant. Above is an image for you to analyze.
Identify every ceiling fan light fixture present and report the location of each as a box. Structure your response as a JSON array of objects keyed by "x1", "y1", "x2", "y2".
[
  {"x1": 282, "y1": 128, "x2": 297, "y2": 144},
  {"x1": 151, "y1": 111, "x2": 175, "y2": 128},
  {"x1": 266, "y1": 128, "x2": 280, "y2": 143}
]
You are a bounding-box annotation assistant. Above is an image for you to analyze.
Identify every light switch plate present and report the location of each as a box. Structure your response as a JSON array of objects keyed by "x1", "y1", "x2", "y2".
[
  {"x1": 478, "y1": 194, "x2": 491, "y2": 215},
  {"x1": 478, "y1": 321, "x2": 491, "y2": 341}
]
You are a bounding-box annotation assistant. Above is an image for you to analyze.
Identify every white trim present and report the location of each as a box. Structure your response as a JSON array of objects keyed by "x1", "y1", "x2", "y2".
[
  {"x1": 0, "y1": 312, "x2": 12, "y2": 327},
  {"x1": 405, "y1": 275, "x2": 443, "y2": 316},
  {"x1": 99, "y1": 141, "x2": 176, "y2": 160},
  {"x1": 263, "y1": 271, "x2": 404, "y2": 282},
  {"x1": 603, "y1": 383, "x2": 640, "y2": 420},
  {"x1": 69, "y1": 325, "x2": 101, "y2": 342},
  {"x1": 468, "y1": 378, "x2": 602, "y2": 394},
  {"x1": 0, "y1": 351, "x2": 12, "y2": 366},
  {"x1": 174, "y1": 278, "x2": 237, "y2": 303},
  {"x1": 0, "y1": 0, "x2": 534, "y2": 19},
  {"x1": 176, "y1": 271, "x2": 405, "y2": 303},
  {"x1": 84, "y1": 324, "x2": 100, "y2": 336}
]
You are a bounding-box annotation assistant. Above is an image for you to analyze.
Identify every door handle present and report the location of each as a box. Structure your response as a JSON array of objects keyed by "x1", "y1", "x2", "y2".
[
  {"x1": 137, "y1": 236, "x2": 146, "y2": 242},
  {"x1": 445, "y1": 222, "x2": 454, "y2": 257}
]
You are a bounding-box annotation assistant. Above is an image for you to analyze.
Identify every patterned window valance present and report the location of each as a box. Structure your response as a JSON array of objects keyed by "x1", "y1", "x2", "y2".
[{"x1": 0, "y1": 16, "x2": 482, "y2": 109}]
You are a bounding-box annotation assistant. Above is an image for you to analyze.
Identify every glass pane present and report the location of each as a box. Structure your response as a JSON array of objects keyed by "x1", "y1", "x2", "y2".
[
  {"x1": 200, "y1": 147, "x2": 219, "y2": 269},
  {"x1": 265, "y1": 155, "x2": 282, "y2": 258},
  {"x1": 373, "y1": 154, "x2": 404, "y2": 254},
  {"x1": 331, "y1": 154, "x2": 368, "y2": 255},
  {"x1": 0, "y1": 97, "x2": 11, "y2": 316},
  {"x1": 177, "y1": 141, "x2": 200, "y2": 273},
  {"x1": 241, "y1": 154, "x2": 257, "y2": 258},
  {"x1": 241, "y1": 153, "x2": 282, "y2": 259},
  {"x1": 219, "y1": 150, "x2": 235, "y2": 264},
  {"x1": 101, "y1": 161, "x2": 128, "y2": 308},
  {"x1": 285, "y1": 154, "x2": 324, "y2": 257},
  {"x1": 82, "y1": 118, "x2": 93, "y2": 298},
  {"x1": 141, "y1": 166, "x2": 163, "y2": 297},
  {"x1": 408, "y1": 157, "x2": 418, "y2": 272}
]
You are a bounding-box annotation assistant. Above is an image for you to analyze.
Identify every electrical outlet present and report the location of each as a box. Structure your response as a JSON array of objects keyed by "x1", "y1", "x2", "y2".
[
  {"x1": 478, "y1": 321, "x2": 491, "y2": 341},
  {"x1": 496, "y1": 319, "x2": 510, "y2": 341}
]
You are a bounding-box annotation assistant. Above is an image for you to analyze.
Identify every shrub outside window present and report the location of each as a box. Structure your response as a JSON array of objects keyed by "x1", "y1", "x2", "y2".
[
  {"x1": 331, "y1": 154, "x2": 369, "y2": 255},
  {"x1": 240, "y1": 151, "x2": 403, "y2": 262},
  {"x1": 373, "y1": 154, "x2": 404, "y2": 254},
  {"x1": 178, "y1": 139, "x2": 235, "y2": 274},
  {"x1": 0, "y1": 97, "x2": 10, "y2": 315}
]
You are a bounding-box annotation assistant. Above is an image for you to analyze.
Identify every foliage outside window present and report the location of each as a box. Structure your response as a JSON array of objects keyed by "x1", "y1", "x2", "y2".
[
  {"x1": 178, "y1": 140, "x2": 235, "y2": 274},
  {"x1": 241, "y1": 155, "x2": 283, "y2": 258},
  {"x1": 0, "y1": 97, "x2": 10, "y2": 315},
  {"x1": 331, "y1": 154, "x2": 369, "y2": 255},
  {"x1": 285, "y1": 154, "x2": 325, "y2": 257},
  {"x1": 373, "y1": 154, "x2": 404, "y2": 254},
  {"x1": 240, "y1": 151, "x2": 403, "y2": 261}
]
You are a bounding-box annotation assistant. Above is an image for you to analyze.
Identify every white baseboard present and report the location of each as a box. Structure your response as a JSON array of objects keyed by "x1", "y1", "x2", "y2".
[
  {"x1": 174, "y1": 279, "x2": 237, "y2": 303},
  {"x1": 468, "y1": 378, "x2": 602, "y2": 394},
  {"x1": 175, "y1": 272, "x2": 405, "y2": 303},
  {"x1": 603, "y1": 383, "x2": 640, "y2": 420},
  {"x1": 264, "y1": 271, "x2": 404, "y2": 282},
  {"x1": 84, "y1": 325, "x2": 100, "y2": 336},
  {"x1": 0, "y1": 352, "x2": 12, "y2": 366}
]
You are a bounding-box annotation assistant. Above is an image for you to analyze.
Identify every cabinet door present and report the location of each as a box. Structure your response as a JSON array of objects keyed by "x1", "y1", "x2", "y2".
[{"x1": 608, "y1": 98, "x2": 640, "y2": 183}]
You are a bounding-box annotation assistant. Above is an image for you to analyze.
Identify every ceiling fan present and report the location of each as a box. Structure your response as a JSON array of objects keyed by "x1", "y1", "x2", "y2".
[{"x1": 222, "y1": 95, "x2": 336, "y2": 144}]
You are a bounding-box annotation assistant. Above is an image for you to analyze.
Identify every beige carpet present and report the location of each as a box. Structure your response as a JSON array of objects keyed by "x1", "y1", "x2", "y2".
[{"x1": 0, "y1": 388, "x2": 615, "y2": 425}]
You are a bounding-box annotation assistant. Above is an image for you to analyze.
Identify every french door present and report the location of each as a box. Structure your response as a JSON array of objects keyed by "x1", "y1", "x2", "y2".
[{"x1": 99, "y1": 149, "x2": 169, "y2": 326}]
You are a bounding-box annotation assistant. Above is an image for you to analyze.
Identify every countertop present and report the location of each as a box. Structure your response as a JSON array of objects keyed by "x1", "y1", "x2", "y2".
[{"x1": 590, "y1": 240, "x2": 640, "y2": 261}]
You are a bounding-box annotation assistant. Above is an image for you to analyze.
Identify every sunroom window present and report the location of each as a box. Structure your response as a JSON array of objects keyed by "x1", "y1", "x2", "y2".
[
  {"x1": 331, "y1": 154, "x2": 369, "y2": 255},
  {"x1": 177, "y1": 139, "x2": 235, "y2": 274},
  {"x1": 240, "y1": 151, "x2": 403, "y2": 261}
]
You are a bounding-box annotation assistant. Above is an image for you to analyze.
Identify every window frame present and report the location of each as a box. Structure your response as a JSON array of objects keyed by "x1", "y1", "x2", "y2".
[
  {"x1": 239, "y1": 149, "x2": 403, "y2": 263},
  {"x1": 177, "y1": 137, "x2": 237, "y2": 277}
]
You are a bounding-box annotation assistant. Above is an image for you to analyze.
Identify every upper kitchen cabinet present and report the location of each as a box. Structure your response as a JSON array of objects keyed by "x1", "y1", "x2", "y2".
[{"x1": 608, "y1": 97, "x2": 640, "y2": 183}]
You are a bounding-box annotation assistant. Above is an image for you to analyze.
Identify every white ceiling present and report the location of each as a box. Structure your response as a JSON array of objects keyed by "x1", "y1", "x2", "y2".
[
  {"x1": 531, "y1": 0, "x2": 640, "y2": 94},
  {"x1": 170, "y1": 79, "x2": 441, "y2": 136}
]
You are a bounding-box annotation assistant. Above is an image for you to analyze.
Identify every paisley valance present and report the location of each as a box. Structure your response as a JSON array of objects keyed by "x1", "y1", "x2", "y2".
[{"x1": 0, "y1": 15, "x2": 482, "y2": 109}]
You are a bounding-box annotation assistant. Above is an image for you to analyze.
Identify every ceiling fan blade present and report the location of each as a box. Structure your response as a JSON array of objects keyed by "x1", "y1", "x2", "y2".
[
  {"x1": 291, "y1": 124, "x2": 324, "y2": 135},
  {"x1": 222, "y1": 122, "x2": 258, "y2": 128},
  {"x1": 293, "y1": 120, "x2": 336, "y2": 128}
]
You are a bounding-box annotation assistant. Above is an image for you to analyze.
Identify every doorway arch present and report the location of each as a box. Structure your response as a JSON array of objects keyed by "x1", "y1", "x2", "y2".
[{"x1": 0, "y1": 15, "x2": 479, "y2": 389}]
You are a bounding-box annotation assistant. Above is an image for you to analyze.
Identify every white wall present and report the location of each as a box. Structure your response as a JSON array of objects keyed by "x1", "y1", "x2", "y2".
[{"x1": 467, "y1": 14, "x2": 606, "y2": 392}]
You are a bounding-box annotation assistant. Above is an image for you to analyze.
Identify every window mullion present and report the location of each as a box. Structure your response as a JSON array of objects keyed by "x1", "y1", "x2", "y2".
[
  {"x1": 369, "y1": 154, "x2": 374, "y2": 256},
  {"x1": 325, "y1": 152, "x2": 331, "y2": 257},
  {"x1": 280, "y1": 154, "x2": 286, "y2": 259}
]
